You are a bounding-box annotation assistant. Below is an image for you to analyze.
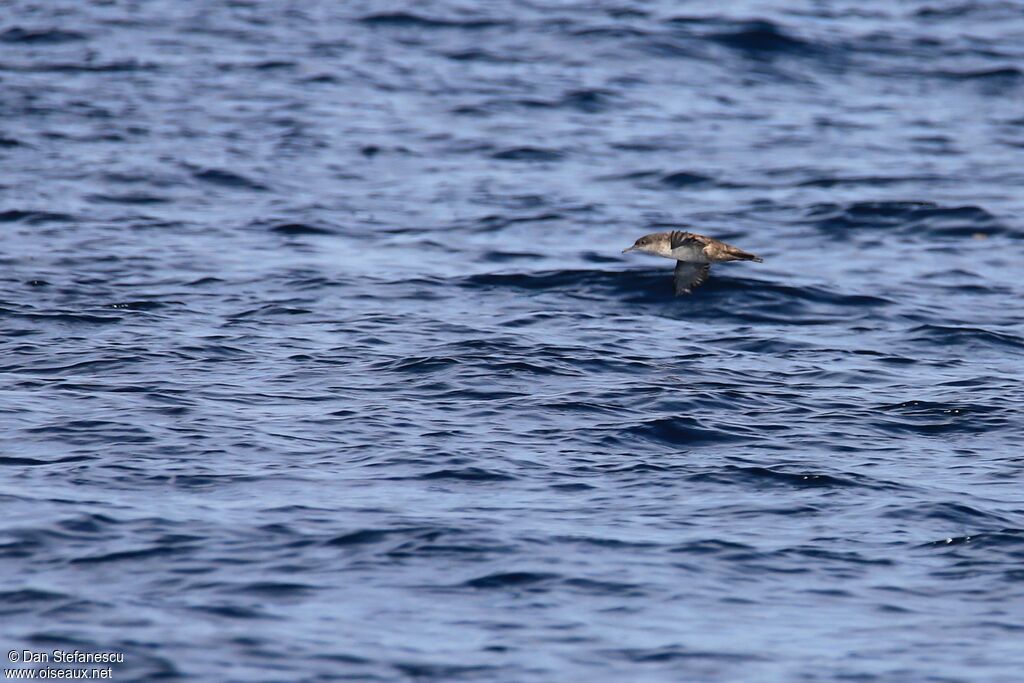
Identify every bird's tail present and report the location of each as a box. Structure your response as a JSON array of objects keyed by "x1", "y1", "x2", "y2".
[{"x1": 726, "y1": 246, "x2": 763, "y2": 263}]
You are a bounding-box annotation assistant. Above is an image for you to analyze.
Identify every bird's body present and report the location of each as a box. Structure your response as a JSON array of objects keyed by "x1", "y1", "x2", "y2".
[{"x1": 623, "y1": 230, "x2": 762, "y2": 295}]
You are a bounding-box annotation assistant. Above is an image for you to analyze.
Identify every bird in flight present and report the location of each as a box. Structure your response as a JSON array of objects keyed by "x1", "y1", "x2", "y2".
[{"x1": 622, "y1": 230, "x2": 763, "y2": 295}]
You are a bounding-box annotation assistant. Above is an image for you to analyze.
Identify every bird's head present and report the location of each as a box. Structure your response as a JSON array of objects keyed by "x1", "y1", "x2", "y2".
[{"x1": 622, "y1": 232, "x2": 671, "y2": 257}]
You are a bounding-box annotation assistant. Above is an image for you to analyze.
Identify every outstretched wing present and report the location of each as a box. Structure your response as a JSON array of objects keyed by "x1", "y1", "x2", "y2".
[
  {"x1": 669, "y1": 230, "x2": 703, "y2": 250},
  {"x1": 673, "y1": 261, "x2": 710, "y2": 295}
]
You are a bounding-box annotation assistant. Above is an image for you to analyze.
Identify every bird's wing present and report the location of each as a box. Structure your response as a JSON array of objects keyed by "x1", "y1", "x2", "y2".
[
  {"x1": 669, "y1": 230, "x2": 704, "y2": 250},
  {"x1": 673, "y1": 261, "x2": 711, "y2": 295}
]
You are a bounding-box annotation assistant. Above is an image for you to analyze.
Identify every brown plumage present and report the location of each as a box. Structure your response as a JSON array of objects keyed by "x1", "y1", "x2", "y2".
[{"x1": 622, "y1": 230, "x2": 763, "y2": 295}]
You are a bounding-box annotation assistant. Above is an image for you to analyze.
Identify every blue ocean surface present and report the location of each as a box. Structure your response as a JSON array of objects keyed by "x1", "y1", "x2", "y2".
[{"x1": 1, "y1": 1, "x2": 1023, "y2": 681}]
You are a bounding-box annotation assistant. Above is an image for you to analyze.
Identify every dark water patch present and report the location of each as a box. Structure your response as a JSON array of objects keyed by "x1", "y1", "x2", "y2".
[
  {"x1": 484, "y1": 90, "x2": 619, "y2": 114},
  {"x1": 0, "y1": 209, "x2": 76, "y2": 224},
  {"x1": 625, "y1": 416, "x2": 748, "y2": 446},
  {"x1": 875, "y1": 400, "x2": 996, "y2": 418},
  {"x1": 606, "y1": 644, "x2": 762, "y2": 663},
  {"x1": 671, "y1": 539, "x2": 756, "y2": 556},
  {"x1": 452, "y1": 104, "x2": 492, "y2": 117},
  {"x1": 487, "y1": 359, "x2": 579, "y2": 377},
  {"x1": 688, "y1": 466, "x2": 886, "y2": 490},
  {"x1": 187, "y1": 276, "x2": 224, "y2": 286},
  {"x1": 26, "y1": 420, "x2": 153, "y2": 445},
  {"x1": 480, "y1": 250, "x2": 544, "y2": 263},
  {"x1": 314, "y1": 652, "x2": 372, "y2": 665},
  {"x1": 0, "y1": 455, "x2": 94, "y2": 467},
  {"x1": 267, "y1": 222, "x2": 336, "y2": 236},
  {"x1": 491, "y1": 147, "x2": 564, "y2": 161},
  {"x1": 636, "y1": 36, "x2": 703, "y2": 60},
  {"x1": 86, "y1": 192, "x2": 170, "y2": 205},
  {"x1": 561, "y1": 88, "x2": 617, "y2": 113},
  {"x1": 798, "y1": 174, "x2": 941, "y2": 188},
  {"x1": 906, "y1": 325, "x2": 1024, "y2": 352},
  {"x1": 869, "y1": 399, "x2": 1009, "y2": 435},
  {"x1": 0, "y1": 536, "x2": 41, "y2": 560},
  {"x1": 444, "y1": 48, "x2": 520, "y2": 64},
  {"x1": 105, "y1": 300, "x2": 170, "y2": 311},
  {"x1": 327, "y1": 529, "x2": 398, "y2": 546},
  {"x1": 463, "y1": 572, "x2": 559, "y2": 589},
  {"x1": 792, "y1": 546, "x2": 894, "y2": 567},
  {"x1": 660, "y1": 171, "x2": 715, "y2": 188},
  {"x1": 15, "y1": 60, "x2": 154, "y2": 73},
  {"x1": 0, "y1": 589, "x2": 69, "y2": 616},
  {"x1": 805, "y1": 201, "x2": 1008, "y2": 237},
  {"x1": 915, "y1": 4, "x2": 996, "y2": 18},
  {"x1": 359, "y1": 12, "x2": 508, "y2": 30},
  {"x1": 11, "y1": 358, "x2": 134, "y2": 375},
  {"x1": 0, "y1": 27, "x2": 88, "y2": 44},
  {"x1": 705, "y1": 20, "x2": 818, "y2": 56},
  {"x1": 388, "y1": 539, "x2": 513, "y2": 560},
  {"x1": 580, "y1": 250, "x2": 625, "y2": 265},
  {"x1": 555, "y1": 536, "x2": 660, "y2": 550},
  {"x1": 595, "y1": 169, "x2": 662, "y2": 182},
  {"x1": 418, "y1": 467, "x2": 517, "y2": 482},
  {"x1": 378, "y1": 355, "x2": 460, "y2": 373},
  {"x1": 498, "y1": 98, "x2": 560, "y2": 112},
  {"x1": 463, "y1": 266, "x2": 892, "y2": 315},
  {"x1": 233, "y1": 304, "x2": 313, "y2": 317},
  {"x1": 227, "y1": 582, "x2": 316, "y2": 597},
  {"x1": 57, "y1": 514, "x2": 120, "y2": 535},
  {"x1": 936, "y1": 67, "x2": 1023, "y2": 82},
  {"x1": 550, "y1": 482, "x2": 594, "y2": 492},
  {"x1": 102, "y1": 171, "x2": 170, "y2": 185},
  {"x1": 471, "y1": 211, "x2": 563, "y2": 233},
  {"x1": 392, "y1": 662, "x2": 497, "y2": 680},
  {"x1": 191, "y1": 604, "x2": 271, "y2": 620},
  {"x1": 192, "y1": 168, "x2": 268, "y2": 191},
  {"x1": 573, "y1": 25, "x2": 650, "y2": 40},
  {"x1": 590, "y1": 461, "x2": 683, "y2": 477},
  {"x1": 172, "y1": 474, "x2": 262, "y2": 489},
  {"x1": 870, "y1": 418, "x2": 992, "y2": 436},
  {"x1": 884, "y1": 502, "x2": 1010, "y2": 526},
  {"x1": 462, "y1": 267, "x2": 662, "y2": 296},
  {"x1": 922, "y1": 529, "x2": 1024, "y2": 550},
  {"x1": 71, "y1": 545, "x2": 189, "y2": 565},
  {"x1": 252, "y1": 60, "x2": 297, "y2": 71},
  {"x1": 563, "y1": 577, "x2": 646, "y2": 596},
  {"x1": 325, "y1": 527, "x2": 456, "y2": 549}
]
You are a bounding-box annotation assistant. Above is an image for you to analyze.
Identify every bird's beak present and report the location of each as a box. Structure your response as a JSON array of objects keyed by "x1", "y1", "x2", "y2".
[{"x1": 622, "y1": 246, "x2": 635, "y2": 254}]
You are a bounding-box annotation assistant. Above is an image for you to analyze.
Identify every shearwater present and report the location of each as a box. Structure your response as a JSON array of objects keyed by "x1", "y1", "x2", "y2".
[{"x1": 622, "y1": 230, "x2": 763, "y2": 295}]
